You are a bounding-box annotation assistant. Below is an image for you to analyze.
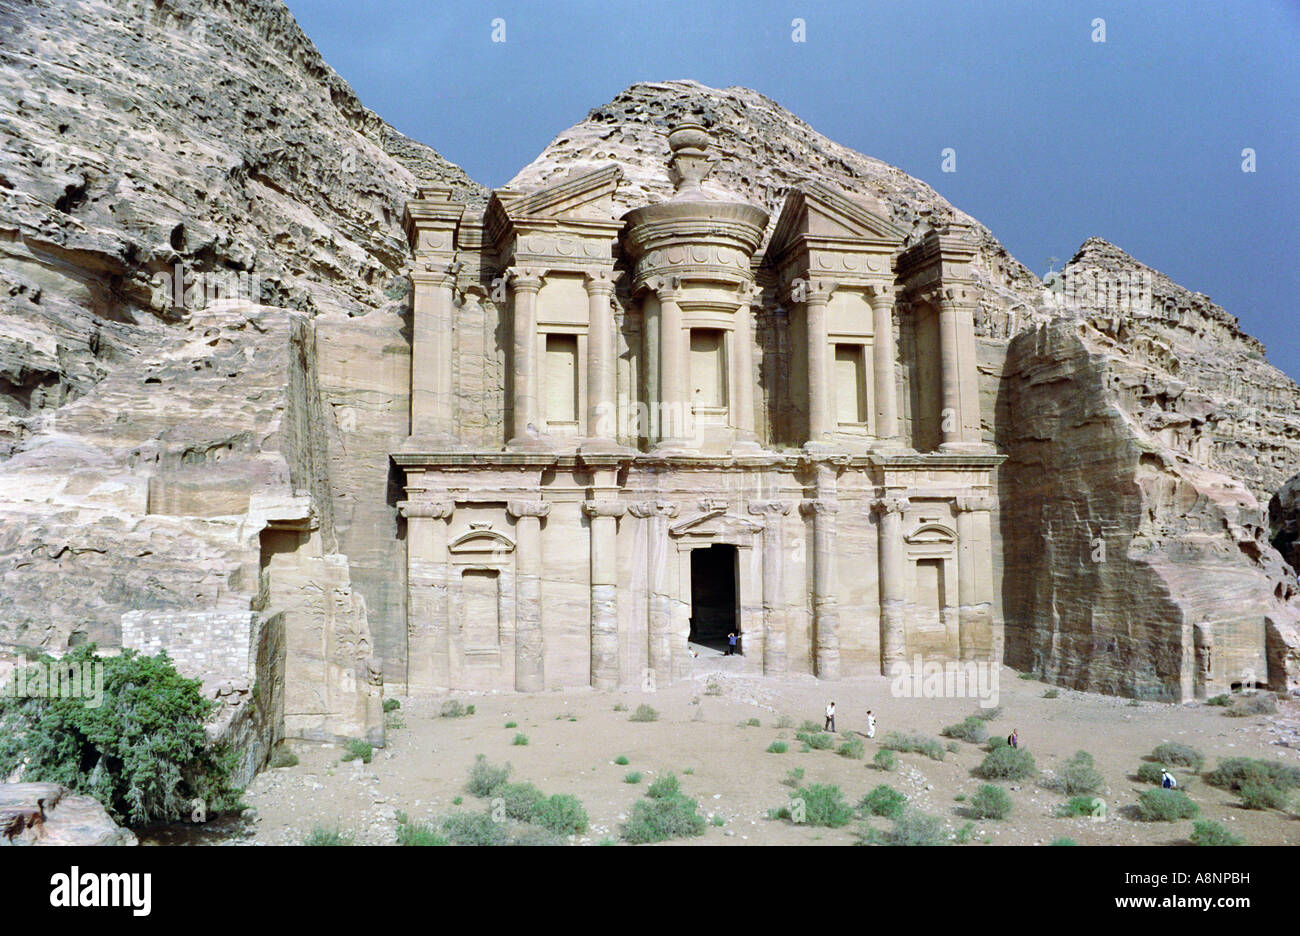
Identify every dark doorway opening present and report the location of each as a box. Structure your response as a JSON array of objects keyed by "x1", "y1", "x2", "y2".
[{"x1": 689, "y1": 544, "x2": 738, "y2": 653}]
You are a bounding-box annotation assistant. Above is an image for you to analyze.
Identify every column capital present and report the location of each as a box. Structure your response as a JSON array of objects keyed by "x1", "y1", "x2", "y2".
[
  {"x1": 799, "y1": 498, "x2": 839, "y2": 517},
  {"x1": 411, "y1": 260, "x2": 461, "y2": 286},
  {"x1": 865, "y1": 282, "x2": 895, "y2": 304},
  {"x1": 398, "y1": 499, "x2": 454, "y2": 519},
  {"x1": 871, "y1": 495, "x2": 911, "y2": 517},
  {"x1": 628, "y1": 499, "x2": 679, "y2": 519},
  {"x1": 748, "y1": 499, "x2": 793, "y2": 517},
  {"x1": 954, "y1": 494, "x2": 997, "y2": 513},
  {"x1": 507, "y1": 499, "x2": 551, "y2": 519},
  {"x1": 506, "y1": 266, "x2": 547, "y2": 293},
  {"x1": 698, "y1": 498, "x2": 730, "y2": 513},
  {"x1": 798, "y1": 278, "x2": 838, "y2": 305},
  {"x1": 583, "y1": 270, "x2": 618, "y2": 295},
  {"x1": 583, "y1": 499, "x2": 627, "y2": 518},
  {"x1": 648, "y1": 274, "x2": 683, "y2": 301}
]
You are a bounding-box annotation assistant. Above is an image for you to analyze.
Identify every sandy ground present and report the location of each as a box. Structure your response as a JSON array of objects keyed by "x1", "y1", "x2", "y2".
[{"x1": 168, "y1": 655, "x2": 1300, "y2": 846}]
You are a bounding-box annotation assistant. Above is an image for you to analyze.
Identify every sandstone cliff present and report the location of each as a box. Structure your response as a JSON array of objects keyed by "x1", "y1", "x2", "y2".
[{"x1": 1, "y1": 2, "x2": 1296, "y2": 704}]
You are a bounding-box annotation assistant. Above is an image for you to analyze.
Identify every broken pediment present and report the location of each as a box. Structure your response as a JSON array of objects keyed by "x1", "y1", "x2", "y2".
[
  {"x1": 767, "y1": 180, "x2": 906, "y2": 265},
  {"x1": 487, "y1": 165, "x2": 623, "y2": 229}
]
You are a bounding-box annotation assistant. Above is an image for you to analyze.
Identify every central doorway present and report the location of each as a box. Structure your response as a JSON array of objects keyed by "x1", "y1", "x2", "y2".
[{"x1": 689, "y1": 544, "x2": 738, "y2": 653}]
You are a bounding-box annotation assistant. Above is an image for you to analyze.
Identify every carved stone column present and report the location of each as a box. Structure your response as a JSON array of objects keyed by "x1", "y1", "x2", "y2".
[
  {"x1": 867, "y1": 284, "x2": 898, "y2": 443},
  {"x1": 732, "y1": 285, "x2": 759, "y2": 445},
  {"x1": 410, "y1": 264, "x2": 459, "y2": 440},
  {"x1": 507, "y1": 268, "x2": 545, "y2": 446},
  {"x1": 804, "y1": 282, "x2": 835, "y2": 442},
  {"x1": 630, "y1": 499, "x2": 678, "y2": 687},
  {"x1": 507, "y1": 499, "x2": 550, "y2": 691},
  {"x1": 584, "y1": 499, "x2": 626, "y2": 689},
  {"x1": 936, "y1": 291, "x2": 963, "y2": 448},
  {"x1": 654, "y1": 277, "x2": 688, "y2": 447},
  {"x1": 399, "y1": 498, "x2": 454, "y2": 691},
  {"x1": 955, "y1": 494, "x2": 997, "y2": 661},
  {"x1": 801, "y1": 497, "x2": 840, "y2": 679},
  {"x1": 749, "y1": 499, "x2": 792, "y2": 676},
  {"x1": 873, "y1": 494, "x2": 910, "y2": 674},
  {"x1": 584, "y1": 271, "x2": 617, "y2": 442}
]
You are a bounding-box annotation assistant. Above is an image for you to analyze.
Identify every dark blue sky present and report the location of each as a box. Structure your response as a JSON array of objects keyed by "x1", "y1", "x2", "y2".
[{"x1": 286, "y1": 0, "x2": 1300, "y2": 379}]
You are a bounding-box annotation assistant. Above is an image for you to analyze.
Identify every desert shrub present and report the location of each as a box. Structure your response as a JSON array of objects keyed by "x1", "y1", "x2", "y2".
[
  {"x1": 466, "y1": 754, "x2": 511, "y2": 797},
  {"x1": 395, "y1": 814, "x2": 448, "y2": 846},
  {"x1": 745, "y1": 717, "x2": 761, "y2": 727},
  {"x1": 838, "y1": 736, "x2": 865, "y2": 759},
  {"x1": 1053, "y1": 751, "x2": 1103, "y2": 796},
  {"x1": 441, "y1": 811, "x2": 509, "y2": 846},
  {"x1": 882, "y1": 731, "x2": 945, "y2": 761},
  {"x1": 1042, "y1": 689, "x2": 1059, "y2": 699},
  {"x1": 775, "y1": 784, "x2": 854, "y2": 828},
  {"x1": 624, "y1": 772, "x2": 642, "y2": 784},
  {"x1": 1225, "y1": 692, "x2": 1277, "y2": 717},
  {"x1": 504, "y1": 721, "x2": 517, "y2": 728},
  {"x1": 622, "y1": 777, "x2": 707, "y2": 844},
  {"x1": 1237, "y1": 782, "x2": 1288, "y2": 811},
  {"x1": 873, "y1": 749, "x2": 896, "y2": 772},
  {"x1": 385, "y1": 710, "x2": 405, "y2": 731},
  {"x1": 970, "y1": 784, "x2": 1013, "y2": 820},
  {"x1": 1057, "y1": 795, "x2": 1104, "y2": 818},
  {"x1": 647, "y1": 773, "x2": 682, "y2": 800},
  {"x1": 859, "y1": 784, "x2": 908, "y2": 820},
  {"x1": 1137, "y1": 788, "x2": 1199, "y2": 822},
  {"x1": 954, "y1": 822, "x2": 977, "y2": 844},
  {"x1": 796, "y1": 730, "x2": 834, "y2": 750},
  {"x1": 942, "y1": 716, "x2": 989, "y2": 744},
  {"x1": 1151, "y1": 742, "x2": 1204, "y2": 772},
  {"x1": 888, "y1": 809, "x2": 948, "y2": 846},
  {"x1": 799, "y1": 719, "x2": 824, "y2": 733},
  {"x1": 342, "y1": 740, "x2": 373, "y2": 764},
  {"x1": 512, "y1": 733, "x2": 529, "y2": 746},
  {"x1": 1190, "y1": 820, "x2": 1244, "y2": 846},
  {"x1": 775, "y1": 714, "x2": 794, "y2": 729},
  {"x1": 382, "y1": 698, "x2": 401, "y2": 713},
  {"x1": 0, "y1": 646, "x2": 243, "y2": 826},
  {"x1": 1135, "y1": 762, "x2": 1165, "y2": 784},
  {"x1": 629, "y1": 704, "x2": 658, "y2": 723},
  {"x1": 304, "y1": 826, "x2": 353, "y2": 846},
  {"x1": 496, "y1": 782, "x2": 546, "y2": 822},
  {"x1": 613, "y1": 755, "x2": 629, "y2": 765},
  {"x1": 440, "y1": 699, "x2": 472, "y2": 718},
  {"x1": 987, "y1": 735, "x2": 1009, "y2": 750},
  {"x1": 1050, "y1": 837, "x2": 1077, "y2": 846},
  {"x1": 269, "y1": 747, "x2": 299, "y2": 769},
  {"x1": 612, "y1": 702, "x2": 627, "y2": 712},
  {"x1": 975, "y1": 745, "x2": 1036, "y2": 781},
  {"x1": 781, "y1": 767, "x2": 805, "y2": 788},
  {"x1": 537, "y1": 793, "x2": 588, "y2": 835},
  {"x1": 704, "y1": 682, "x2": 723, "y2": 696},
  {"x1": 767, "y1": 740, "x2": 789, "y2": 754},
  {"x1": 1205, "y1": 694, "x2": 1231, "y2": 707},
  {"x1": 1017, "y1": 672, "x2": 1036, "y2": 680},
  {"x1": 973, "y1": 706, "x2": 1002, "y2": 721},
  {"x1": 1204, "y1": 757, "x2": 1300, "y2": 792},
  {"x1": 710, "y1": 814, "x2": 725, "y2": 827}
]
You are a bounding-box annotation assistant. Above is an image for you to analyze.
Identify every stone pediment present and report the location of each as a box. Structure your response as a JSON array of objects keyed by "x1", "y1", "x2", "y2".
[
  {"x1": 766, "y1": 181, "x2": 905, "y2": 266},
  {"x1": 449, "y1": 523, "x2": 515, "y2": 556},
  {"x1": 488, "y1": 165, "x2": 623, "y2": 229},
  {"x1": 669, "y1": 506, "x2": 764, "y2": 539},
  {"x1": 906, "y1": 522, "x2": 956, "y2": 545}
]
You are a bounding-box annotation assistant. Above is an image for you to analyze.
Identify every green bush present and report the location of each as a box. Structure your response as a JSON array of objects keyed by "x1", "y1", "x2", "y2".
[
  {"x1": 1237, "y1": 782, "x2": 1288, "y2": 811},
  {"x1": 972, "y1": 706, "x2": 1003, "y2": 721},
  {"x1": 745, "y1": 717, "x2": 762, "y2": 727},
  {"x1": 1225, "y1": 692, "x2": 1277, "y2": 717},
  {"x1": 975, "y1": 744, "x2": 1036, "y2": 781},
  {"x1": 613, "y1": 755, "x2": 630, "y2": 765},
  {"x1": 838, "y1": 736, "x2": 865, "y2": 759},
  {"x1": 1050, "y1": 837, "x2": 1077, "y2": 846},
  {"x1": 796, "y1": 730, "x2": 834, "y2": 750},
  {"x1": 1137, "y1": 788, "x2": 1199, "y2": 822},
  {"x1": 970, "y1": 784, "x2": 1012, "y2": 820},
  {"x1": 1054, "y1": 750, "x2": 1103, "y2": 795},
  {"x1": 536, "y1": 793, "x2": 588, "y2": 835},
  {"x1": 1151, "y1": 742, "x2": 1204, "y2": 772},
  {"x1": 873, "y1": 748, "x2": 896, "y2": 772},
  {"x1": 466, "y1": 754, "x2": 511, "y2": 797},
  {"x1": 1136, "y1": 762, "x2": 1165, "y2": 785},
  {"x1": 504, "y1": 721, "x2": 517, "y2": 729},
  {"x1": 781, "y1": 767, "x2": 805, "y2": 788},
  {"x1": 1205, "y1": 694, "x2": 1231, "y2": 707},
  {"x1": 440, "y1": 699, "x2": 472, "y2": 718},
  {"x1": 1190, "y1": 820, "x2": 1244, "y2": 846},
  {"x1": 304, "y1": 826, "x2": 353, "y2": 846},
  {"x1": 859, "y1": 784, "x2": 908, "y2": 820},
  {"x1": 621, "y1": 778, "x2": 707, "y2": 844},
  {"x1": 882, "y1": 731, "x2": 946, "y2": 761},
  {"x1": 799, "y1": 720, "x2": 824, "y2": 733},
  {"x1": 1204, "y1": 757, "x2": 1300, "y2": 792},
  {"x1": 382, "y1": 698, "x2": 401, "y2": 713},
  {"x1": 269, "y1": 747, "x2": 299, "y2": 769},
  {"x1": 511, "y1": 733, "x2": 529, "y2": 746},
  {"x1": 629, "y1": 704, "x2": 659, "y2": 723},
  {"x1": 496, "y1": 782, "x2": 547, "y2": 822},
  {"x1": 776, "y1": 784, "x2": 854, "y2": 828},
  {"x1": 0, "y1": 647, "x2": 243, "y2": 826},
  {"x1": 1042, "y1": 689, "x2": 1059, "y2": 699},
  {"x1": 886, "y1": 809, "x2": 948, "y2": 846},
  {"x1": 395, "y1": 815, "x2": 448, "y2": 846},
  {"x1": 766, "y1": 740, "x2": 789, "y2": 754},
  {"x1": 941, "y1": 716, "x2": 988, "y2": 743},
  {"x1": 624, "y1": 771, "x2": 642, "y2": 784},
  {"x1": 1057, "y1": 795, "x2": 1104, "y2": 818},
  {"x1": 441, "y1": 811, "x2": 509, "y2": 846},
  {"x1": 342, "y1": 740, "x2": 373, "y2": 764}
]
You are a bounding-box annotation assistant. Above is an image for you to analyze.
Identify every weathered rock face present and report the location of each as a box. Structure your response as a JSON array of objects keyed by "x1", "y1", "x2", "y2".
[
  {"x1": 0, "y1": 783, "x2": 136, "y2": 845},
  {"x1": 0, "y1": 0, "x2": 1297, "y2": 709}
]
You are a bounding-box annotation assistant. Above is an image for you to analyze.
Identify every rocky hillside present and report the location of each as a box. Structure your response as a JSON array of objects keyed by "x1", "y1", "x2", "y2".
[{"x1": 0, "y1": 3, "x2": 1296, "y2": 697}]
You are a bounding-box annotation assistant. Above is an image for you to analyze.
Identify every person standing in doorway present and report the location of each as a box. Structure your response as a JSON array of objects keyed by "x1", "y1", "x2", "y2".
[
  {"x1": 726, "y1": 632, "x2": 737, "y2": 656},
  {"x1": 865, "y1": 709, "x2": 876, "y2": 739},
  {"x1": 825, "y1": 701, "x2": 836, "y2": 732}
]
